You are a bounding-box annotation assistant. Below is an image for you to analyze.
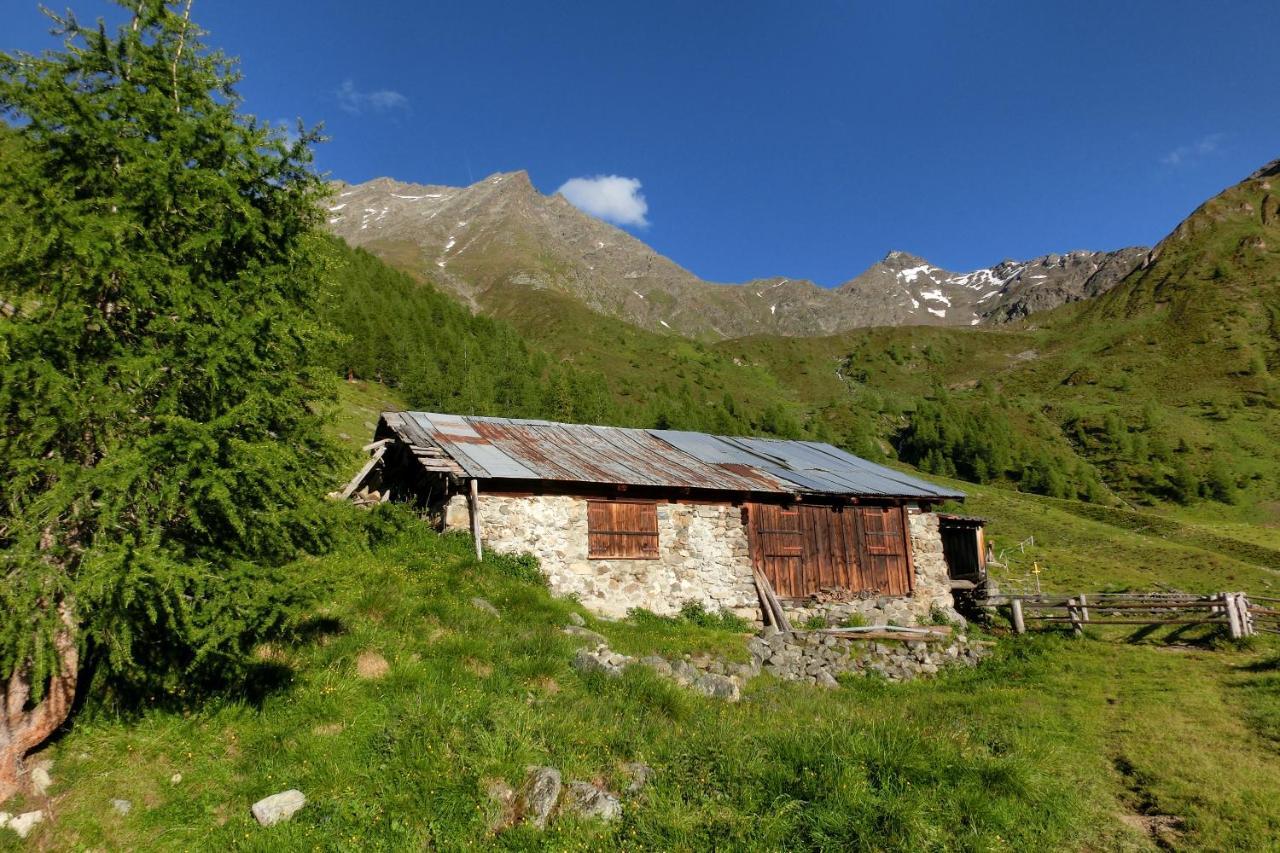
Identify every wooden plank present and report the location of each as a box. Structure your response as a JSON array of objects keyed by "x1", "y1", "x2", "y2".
[
  {"x1": 338, "y1": 446, "x2": 386, "y2": 501},
  {"x1": 1030, "y1": 617, "x2": 1228, "y2": 626},
  {"x1": 469, "y1": 478, "x2": 483, "y2": 560},
  {"x1": 898, "y1": 505, "x2": 916, "y2": 594},
  {"x1": 1011, "y1": 598, "x2": 1026, "y2": 634},
  {"x1": 753, "y1": 567, "x2": 793, "y2": 633}
]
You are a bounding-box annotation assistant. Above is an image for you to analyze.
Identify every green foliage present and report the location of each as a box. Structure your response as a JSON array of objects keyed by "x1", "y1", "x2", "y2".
[
  {"x1": 626, "y1": 602, "x2": 751, "y2": 634},
  {"x1": 896, "y1": 396, "x2": 1103, "y2": 501},
  {"x1": 323, "y1": 243, "x2": 614, "y2": 424},
  {"x1": 484, "y1": 549, "x2": 545, "y2": 586},
  {"x1": 676, "y1": 601, "x2": 752, "y2": 632},
  {"x1": 0, "y1": 2, "x2": 341, "y2": 691}
]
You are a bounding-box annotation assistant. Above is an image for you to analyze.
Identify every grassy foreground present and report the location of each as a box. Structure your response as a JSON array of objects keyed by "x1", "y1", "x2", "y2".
[{"x1": 1, "y1": 505, "x2": 1277, "y2": 851}]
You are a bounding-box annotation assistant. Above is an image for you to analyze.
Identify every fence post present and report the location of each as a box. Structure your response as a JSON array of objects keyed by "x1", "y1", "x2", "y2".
[
  {"x1": 1225, "y1": 592, "x2": 1242, "y2": 639},
  {"x1": 1011, "y1": 598, "x2": 1026, "y2": 635},
  {"x1": 1079, "y1": 593, "x2": 1090, "y2": 624},
  {"x1": 1068, "y1": 597, "x2": 1083, "y2": 637}
]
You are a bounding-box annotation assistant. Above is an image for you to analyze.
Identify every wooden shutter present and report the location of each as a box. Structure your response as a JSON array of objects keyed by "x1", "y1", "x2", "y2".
[
  {"x1": 855, "y1": 506, "x2": 913, "y2": 596},
  {"x1": 587, "y1": 500, "x2": 659, "y2": 559},
  {"x1": 747, "y1": 503, "x2": 805, "y2": 597}
]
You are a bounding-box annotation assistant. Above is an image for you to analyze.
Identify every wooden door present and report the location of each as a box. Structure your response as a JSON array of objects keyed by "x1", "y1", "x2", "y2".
[
  {"x1": 798, "y1": 504, "x2": 862, "y2": 593},
  {"x1": 746, "y1": 503, "x2": 804, "y2": 597},
  {"x1": 854, "y1": 506, "x2": 913, "y2": 596}
]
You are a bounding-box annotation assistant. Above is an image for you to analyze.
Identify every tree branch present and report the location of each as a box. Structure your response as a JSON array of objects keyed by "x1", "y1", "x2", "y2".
[{"x1": 171, "y1": 0, "x2": 194, "y2": 113}]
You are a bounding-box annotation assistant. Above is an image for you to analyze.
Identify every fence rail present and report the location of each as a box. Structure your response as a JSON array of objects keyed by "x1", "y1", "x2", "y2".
[{"x1": 992, "y1": 591, "x2": 1264, "y2": 639}]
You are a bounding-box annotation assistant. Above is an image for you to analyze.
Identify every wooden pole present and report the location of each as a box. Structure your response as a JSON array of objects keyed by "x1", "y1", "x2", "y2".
[
  {"x1": 1011, "y1": 598, "x2": 1026, "y2": 635},
  {"x1": 1078, "y1": 593, "x2": 1090, "y2": 624},
  {"x1": 469, "y1": 478, "x2": 483, "y2": 561},
  {"x1": 1068, "y1": 597, "x2": 1083, "y2": 637}
]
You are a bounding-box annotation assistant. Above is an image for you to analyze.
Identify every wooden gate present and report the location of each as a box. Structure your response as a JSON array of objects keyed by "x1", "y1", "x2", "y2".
[{"x1": 747, "y1": 502, "x2": 912, "y2": 599}]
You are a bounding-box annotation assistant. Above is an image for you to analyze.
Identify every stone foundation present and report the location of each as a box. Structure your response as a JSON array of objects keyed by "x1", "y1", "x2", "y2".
[{"x1": 445, "y1": 493, "x2": 957, "y2": 625}]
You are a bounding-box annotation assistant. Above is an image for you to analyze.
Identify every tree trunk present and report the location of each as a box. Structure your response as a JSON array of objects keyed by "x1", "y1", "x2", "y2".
[{"x1": 0, "y1": 603, "x2": 77, "y2": 804}]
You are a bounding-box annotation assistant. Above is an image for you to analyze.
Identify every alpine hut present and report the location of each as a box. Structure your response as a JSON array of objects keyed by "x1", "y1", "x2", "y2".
[{"x1": 355, "y1": 412, "x2": 970, "y2": 626}]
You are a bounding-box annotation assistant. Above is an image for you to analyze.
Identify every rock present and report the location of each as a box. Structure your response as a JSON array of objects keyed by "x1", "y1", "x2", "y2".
[
  {"x1": 639, "y1": 655, "x2": 672, "y2": 677},
  {"x1": 694, "y1": 672, "x2": 740, "y2": 702},
  {"x1": 484, "y1": 778, "x2": 517, "y2": 832},
  {"x1": 251, "y1": 789, "x2": 307, "y2": 827},
  {"x1": 517, "y1": 766, "x2": 561, "y2": 829},
  {"x1": 561, "y1": 626, "x2": 607, "y2": 646},
  {"x1": 356, "y1": 650, "x2": 390, "y2": 679},
  {"x1": 816, "y1": 670, "x2": 840, "y2": 689},
  {"x1": 471, "y1": 597, "x2": 500, "y2": 617},
  {"x1": 566, "y1": 612, "x2": 586, "y2": 627},
  {"x1": 670, "y1": 660, "x2": 699, "y2": 685},
  {"x1": 111, "y1": 798, "x2": 133, "y2": 816},
  {"x1": 170, "y1": 772, "x2": 183, "y2": 785},
  {"x1": 571, "y1": 648, "x2": 602, "y2": 675},
  {"x1": 6, "y1": 810, "x2": 44, "y2": 839},
  {"x1": 622, "y1": 761, "x2": 654, "y2": 793},
  {"x1": 564, "y1": 781, "x2": 621, "y2": 822},
  {"x1": 29, "y1": 764, "x2": 53, "y2": 795}
]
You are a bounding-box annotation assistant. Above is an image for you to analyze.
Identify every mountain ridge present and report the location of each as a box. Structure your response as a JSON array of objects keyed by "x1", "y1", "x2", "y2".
[{"x1": 325, "y1": 172, "x2": 1147, "y2": 339}]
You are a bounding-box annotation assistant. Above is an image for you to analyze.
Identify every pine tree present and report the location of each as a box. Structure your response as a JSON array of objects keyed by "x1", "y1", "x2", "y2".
[{"x1": 0, "y1": 1, "x2": 341, "y2": 799}]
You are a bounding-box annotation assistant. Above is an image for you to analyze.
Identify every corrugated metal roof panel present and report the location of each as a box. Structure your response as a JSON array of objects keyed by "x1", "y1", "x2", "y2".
[{"x1": 383, "y1": 412, "x2": 964, "y2": 500}]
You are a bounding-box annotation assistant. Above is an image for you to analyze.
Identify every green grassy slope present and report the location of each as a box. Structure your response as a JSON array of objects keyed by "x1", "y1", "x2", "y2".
[{"x1": 5, "y1": 506, "x2": 1277, "y2": 851}]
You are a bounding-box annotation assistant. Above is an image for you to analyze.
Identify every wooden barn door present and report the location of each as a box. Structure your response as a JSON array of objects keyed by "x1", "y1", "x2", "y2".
[
  {"x1": 745, "y1": 503, "x2": 804, "y2": 597},
  {"x1": 854, "y1": 506, "x2": 913, "y2": 596},
  {"x1": 798, "y1": 504, "x2": 862, "y2": 593}
]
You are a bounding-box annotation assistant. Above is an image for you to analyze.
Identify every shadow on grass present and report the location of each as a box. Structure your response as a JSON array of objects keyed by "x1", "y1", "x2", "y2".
[
  {"x1": 291, "y1": 615, "x2": 345, "y2": 644},
  {"x1": 1239, "y1": 654, "x2": 1280, "y2": 673}
]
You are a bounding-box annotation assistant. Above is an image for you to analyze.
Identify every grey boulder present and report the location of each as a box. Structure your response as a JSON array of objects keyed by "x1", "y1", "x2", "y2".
[
  {"x1": 251, "y1": 789, "x2": 306, "y2": 827},
  {"x1": 517, "y1": 766, "x2": 562, "y2": 829},
  {"x1": 564, "y1": 781, "x2": 622, "y2": 822}
]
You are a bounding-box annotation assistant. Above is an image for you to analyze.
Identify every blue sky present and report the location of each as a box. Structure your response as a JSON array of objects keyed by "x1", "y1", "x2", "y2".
[{"x1": 6, "y1": 0, "x2": 1277, "y2": 285}]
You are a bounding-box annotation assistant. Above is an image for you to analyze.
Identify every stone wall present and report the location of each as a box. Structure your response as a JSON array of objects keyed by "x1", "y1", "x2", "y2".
[
  {"x1": 464, "y1": 495, "x2": 758, "y2": 619},
  {"x1": 446, "y1": 493, "x2": 956, "y2": 624}
]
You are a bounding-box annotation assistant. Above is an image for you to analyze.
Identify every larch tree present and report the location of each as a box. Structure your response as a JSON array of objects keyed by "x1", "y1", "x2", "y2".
[{"x1": 0, "y1": 1, "x2": 343, "y2": 800}]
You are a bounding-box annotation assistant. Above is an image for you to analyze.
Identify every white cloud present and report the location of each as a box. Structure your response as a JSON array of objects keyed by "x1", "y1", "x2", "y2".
[
  {"x1": 1161, "y1": 133, "x2": 1224, "y2": 166},
  {"x1": 556, "y1": 175, "x2": 650, "y2": 227},
  {"x1": 335, "y1": 79, "x2": 409, "y2": 115}
]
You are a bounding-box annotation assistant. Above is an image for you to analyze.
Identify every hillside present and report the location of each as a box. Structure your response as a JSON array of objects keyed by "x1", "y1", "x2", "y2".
[
  {"x1": 5, "y1": 419, "x2": 1277, "y2": 848},
  {"x1": 318, "y1": 156, "x2": 1280, "y2": 518},
  {"x1": 326, "y1": 172, "x2": 1144, "y2": 339}
]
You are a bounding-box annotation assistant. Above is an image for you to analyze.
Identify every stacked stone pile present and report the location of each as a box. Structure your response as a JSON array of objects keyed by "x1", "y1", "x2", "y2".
[
  {"x1": 748, "y1": 630, "x2": 989, "y2": 685},
  {"x1": 571, "y1": 645, "x2": 754, "y2": 701},
  {"x1": 569, "y1": 624, "x2": 990, "y2": 697}
]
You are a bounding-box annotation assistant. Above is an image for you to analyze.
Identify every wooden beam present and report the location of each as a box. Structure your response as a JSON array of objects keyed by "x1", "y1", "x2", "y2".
[
  {"x1": 337, "y1": 446, "x2": 386, "y2": 501},
  {"x1": 469, "y1": 478, "x2": 483, "y2": 561}
]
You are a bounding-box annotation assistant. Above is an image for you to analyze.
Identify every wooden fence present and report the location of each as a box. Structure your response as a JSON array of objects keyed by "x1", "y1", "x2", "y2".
[{"x1": 989, "y1": 592, "x2": 1273, "y2": 640}]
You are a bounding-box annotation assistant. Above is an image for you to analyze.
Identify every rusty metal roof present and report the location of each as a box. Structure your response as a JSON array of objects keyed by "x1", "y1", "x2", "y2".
[{"x1": 379, "y1": 412, "x2": 964, "y2": 501}]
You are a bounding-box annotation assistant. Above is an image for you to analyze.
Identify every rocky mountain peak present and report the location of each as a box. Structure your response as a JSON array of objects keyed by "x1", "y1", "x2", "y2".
[{"x1": 325, "y1": 171, "x2": 1148, "y2": 339}]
